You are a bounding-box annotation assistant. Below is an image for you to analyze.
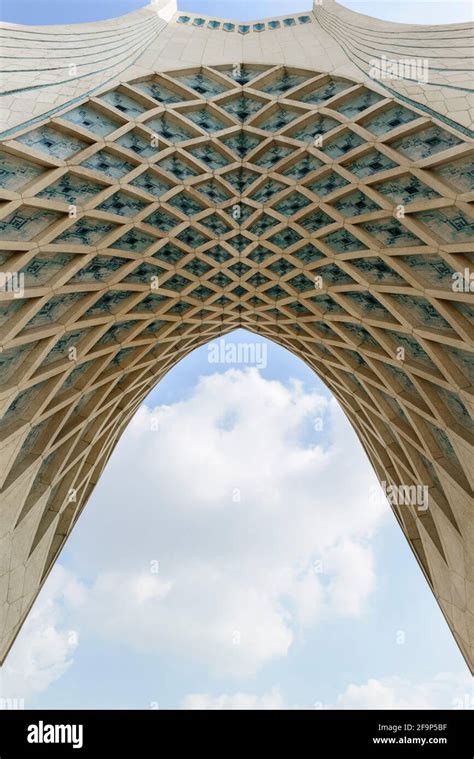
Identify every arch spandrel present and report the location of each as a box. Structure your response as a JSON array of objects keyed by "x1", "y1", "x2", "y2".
[{"x1": 0, "y1": 61, "x2": 472, "y2": 671}]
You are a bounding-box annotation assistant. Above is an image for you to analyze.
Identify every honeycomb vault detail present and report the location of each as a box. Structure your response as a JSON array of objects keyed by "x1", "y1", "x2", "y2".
[{"x1": 0, "y1": 59, "x2": 473, "y2": 670}]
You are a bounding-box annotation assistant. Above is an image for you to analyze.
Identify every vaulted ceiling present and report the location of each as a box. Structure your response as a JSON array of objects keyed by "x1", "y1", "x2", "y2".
[{"x1": 0, "y1": 64, "x2": 473, "y2": 669}]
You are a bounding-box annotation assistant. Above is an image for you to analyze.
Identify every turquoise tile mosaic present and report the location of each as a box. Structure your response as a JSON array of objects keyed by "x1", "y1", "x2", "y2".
[
  {"x1": 37, "y1": 173, "x2": 106, "y2": 204},
  {"x1": 292, "y1": 243, "x2": 325, "y2": 263},
  {"x1": 224, "y1": 202, "x2": 255, "y2": 223},
  {"x1": 176, "y1": 14, "x2": 312, "y2": 34},
  {"x1": 182, "y1": 106, "x2": 229, "y2": 133},
  {"x1": 309, "y1": 293, "x2": 345, "y2": 314},
  {"x1": 361, "y1": 219, "x2": 422, "y2": 247},
  {"x1": 391, "y1": 294, "x2": 453, "y2": 332},
  {"x1": 42, "y1": 328, "x2": 88, "y2": 364},
  {"x1": 203, "y1": 245, "x2": 232, "y2": 263},
  {"x1": 81, "y1": 149, "x2": 136, "y2": 179},
  {"x1": 281, "y1": 154, "x2": 323, "y2": 180},
  {"x1": 306, "y1": 171, "x2": 350, "y2": 197},
  {"x1": 295, "y1": 79, "x2": 352, "y2": 105},
  {"x1": 397, "y1": 254, "x2": 454, "y2": 287},
  {"x1": 219, "y1": 131, "x2": 263, "y2": 159},
  {"x1": 250, "y1": 179, "x2": 287, "y2": 203},
  {"x1": 143, "y1": 208, "x2": 181, "y2": 232},
  {"x1": 176, "y1": 227, "x2": 210, "y2": 248},
  {"x1": 153, "y1": 243, "x2": 186, "y2": 264},
  {"x1": 144, "y1": 113, "x2": 196, "y2": 143},
  {"x1": 61, "y1": 104, "x2": 122, "y2": 137},
  {"x1": 0, "y1": 208, "x2": 61, "y2": 241},
  {"x1": 157, "y1": 154, "x2": 200, "y2": 179},
  {"x1": 110, "y1": 228, "x2": 157, "y2": 253},
  {"x1": 313, "y1": 263, "x2": 354, "y2": 286},
  {"x1": 226, "y1": 233, "x2": 252, "y2": 253},
  {"x1": 349, "y1": 256, "x2": 404, "y2": 284},
  {"x1": 321, "y1": 228, "x2": 367, "y2": 253},
  {"x1": 259, "y1": 71, "x2": 308, "y2": 95},
  {"x1": 333, "y1": 190, "x2": 380, "y2": 217},
  {"x1": 174, "y1": 71, "x2": 228, "y2": 97},
  {"x1": 252, "y1": 143, "x2": 293, "y2": 168},
  {"x1": 96, "y1": 191, "x2": 147, "y2": 218},
  {"x1": 99, "y1": 90, "x2": 147, "y2": 117},
  {"x1": 344, "y1": 291, "x2": 394, "y2": 321},
  {"x1": 321, "y1": 129, "x2": 365, "y2": 158},
  {"x1": 219, "y1": 95, "x2": 265, "y2": 122},
  {"x1": 167, "y1": 191, "x2": 206, "y2": 216},
  {"x1": 16, "y1": 125, "x2": 88, "y2": 159},
  {"x1": 432, "y1": 156, "x2": 474, "y2": 192},
  {"x1": 183, "y1": 257, "x2": 213, "y2": 277},
  {"x1": 21, "y1": 253, "x2": 74, "y2": 286},
  {"x1": 162, "y1": 273, "x2": 191, "y2": 292},
  {"x1": 373, "y1": 175, "x2": 439, "y2": 204},
  {"x1": 391, "y1": 126, "x2": 462, "y2": 160},
  {"x1": 195, "y1": 179, "x2": 232, "y2": 204},
  {"x1": 186, "y1": 143, "x2": 232, "y2": 169},
  {"x1": 83, "y1": 290, "x2": 132, "y2": 318},
  {"x1": 414, "y1": 207, "x2": 474, "y2": 243},
  {"x1": 248, "y1": 213, "x2": 279, "y2": 235},
  {"x1": 55, "y1": 217, "x2": 118, "y2": 245},
  {"x1": 257, "y1": 106, "x2": 302, "y2": 132},
  {"x1": 218, "y1": 64, "x2": 267, "y2": 85},
  {"x1": 269, "y1": 258, "x2": 296, "y2": 276},
  {"x1": 336, "y1": 89, "x2": 384, "y2": 118},
  {"x1": 344, "y1": 150, "x2": 398, "y2": 178},
  {"x1": 132, "y1": 78, "x2": 185, "y2": 104},
  {"x1": 268, "y1": 227, "x2": 303, "y2": 248},
  {"x1": 199, "y1": 213, "x2": 232, "y2": 235},
  {"x1": 116, "y1": 129, "x2": 158, "y2": 158},
  {"x1": 129, "y1": 170, "x2": 172, "y2": 197},
  {"x1": 0, "y1": 151, "x2": 44, "y2": 191},
  {"x1": 71, "y1": 256, "x2": 129, "y2": 283},
  {"x1": 362, "y1": 104, "x2": 418, "y2": 136},
  {"x1": 298, "y1": 208, "x2": 334, "y2": 232},
  {"x1": 26, "y1": 293, "x2": 83, "y2": 329},
  {"x1": 222, "y1": 167, "x2": 260, "y2": 193},
  {"x1": 288, "y1": 114, "x2": 339, "y2": 143}
]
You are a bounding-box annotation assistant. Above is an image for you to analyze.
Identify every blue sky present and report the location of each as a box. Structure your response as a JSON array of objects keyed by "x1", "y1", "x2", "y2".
[
  {"x1": 0, "y1": 0, "x2": 472, "y2": 25},
  {"x1": 0, "y1": 0, "x2": 472, "y2": 711}
]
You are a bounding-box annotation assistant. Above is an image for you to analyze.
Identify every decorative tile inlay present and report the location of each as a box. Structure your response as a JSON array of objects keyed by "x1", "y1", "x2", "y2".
[
  {"x1": 1, "y1": 58, "x2": 473, "y2": 676},
  {"x1": 174, "y1": 13, "x2": 314, "y2": 34}
]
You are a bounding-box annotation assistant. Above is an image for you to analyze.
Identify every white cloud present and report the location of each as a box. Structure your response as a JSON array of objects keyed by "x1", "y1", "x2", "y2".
[
  {"x1": 182, "y1": 687, "x2": 286, "y2": 710},
  {"x1": 333, "y1": 672, "x2": 474, "y2": 710},
  {"x1": 182, "y1": 672, "x2": 474, "y2": 711},
  {"x1": 8, "y1": 368, "x2": 387, "y2": 682},
  {"x1": 60, "y1": 368, "x2": 385, "y2": 676},
  {"x1": 0, "y1": 566, "x2": 84, "y2": 704}
]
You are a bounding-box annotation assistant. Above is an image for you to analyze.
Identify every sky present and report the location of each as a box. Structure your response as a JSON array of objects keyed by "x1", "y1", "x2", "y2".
[
  {"x1": 0, "y1": 0, "x2": 472, "y2": 25},
  {"x1": 0, "y1": 0, "x2": 473, "y2": 711}
]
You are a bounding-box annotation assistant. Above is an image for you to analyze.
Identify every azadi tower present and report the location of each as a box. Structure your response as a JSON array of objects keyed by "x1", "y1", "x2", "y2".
[{"x1": 0, "y1": 0, "x2": 472, "y2": 671}]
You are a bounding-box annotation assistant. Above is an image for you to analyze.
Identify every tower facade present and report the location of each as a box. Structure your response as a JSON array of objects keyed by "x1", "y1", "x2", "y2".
[{"x1": 0, "y1": 1, "x2": 473, "y2": 670}]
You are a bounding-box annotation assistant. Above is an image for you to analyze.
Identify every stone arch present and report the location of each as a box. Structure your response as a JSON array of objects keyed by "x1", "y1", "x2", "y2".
[{"x1": 0, "y1": 63, "x2": 472, "y2": 669}]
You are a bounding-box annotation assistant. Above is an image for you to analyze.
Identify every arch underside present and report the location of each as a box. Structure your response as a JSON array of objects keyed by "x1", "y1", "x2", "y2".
[{"x1": 0, "y1": 63, "x2": 473, "y2": 669}]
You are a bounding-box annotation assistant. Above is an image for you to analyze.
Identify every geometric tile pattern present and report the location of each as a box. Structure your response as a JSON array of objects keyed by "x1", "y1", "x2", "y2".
[
  {"x1": 176, "y1": 14, "x2": 313, "y2": 34},
  {"x1": 0, "y1": 63, "x2": 473, "y2": 671}
]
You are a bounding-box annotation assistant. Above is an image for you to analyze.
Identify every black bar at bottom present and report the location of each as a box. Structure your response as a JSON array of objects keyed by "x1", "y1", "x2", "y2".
[{"x1": 0, "y1": 709, "x2": 471, "y2": 756}]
